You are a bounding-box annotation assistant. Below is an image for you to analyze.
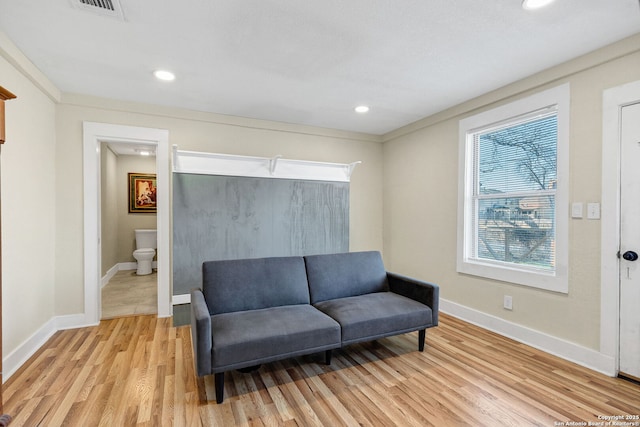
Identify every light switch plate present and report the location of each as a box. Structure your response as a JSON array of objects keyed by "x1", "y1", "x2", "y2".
[
  {"x1": 571, "y1": 202, "x2": 583, "y2": 218},
  {"x1": 587, "y1": 202, "x2": 600, "y2": 219}
]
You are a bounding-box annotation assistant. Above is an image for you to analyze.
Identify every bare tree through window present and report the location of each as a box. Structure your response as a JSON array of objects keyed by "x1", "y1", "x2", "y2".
[{"x1": 475, "y1": 114, "x2": 557, "y2": 269}]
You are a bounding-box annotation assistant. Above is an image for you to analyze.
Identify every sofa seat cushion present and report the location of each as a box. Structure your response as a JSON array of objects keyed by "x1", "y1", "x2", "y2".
[
  {"x1": 211, "y1": 304, "x2": 340, "y2": 370},
  {"x1": 314, "y1": 292, "x2": 433, "y2": 345}
]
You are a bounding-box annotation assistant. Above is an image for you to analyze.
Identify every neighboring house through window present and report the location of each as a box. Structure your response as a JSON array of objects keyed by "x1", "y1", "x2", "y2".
[{"x1": 457, "y1": 84, "x2": 569, "y2": 293}]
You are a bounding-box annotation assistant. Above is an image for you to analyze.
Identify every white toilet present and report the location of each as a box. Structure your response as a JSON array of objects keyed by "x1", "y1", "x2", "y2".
[{"x1": 133, "y1": 229, "x2": 157, "y2": 275}]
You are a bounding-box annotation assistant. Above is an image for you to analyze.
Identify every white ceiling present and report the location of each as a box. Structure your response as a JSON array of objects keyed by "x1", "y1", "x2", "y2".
[
  {"x1": 1, "y1": 1, "x2": 639, "y2": 135},
  {"x1": 106, "y1": 141, "x2": 156, "y2": 156}
]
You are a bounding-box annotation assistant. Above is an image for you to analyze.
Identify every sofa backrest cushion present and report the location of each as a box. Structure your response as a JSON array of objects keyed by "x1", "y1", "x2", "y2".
[
  {"x1": 202, "y1": 256, "x2": 310, "y2": 315},
  {"x1": 304, "y1": 251, "x2": 388, "y2": 304}
]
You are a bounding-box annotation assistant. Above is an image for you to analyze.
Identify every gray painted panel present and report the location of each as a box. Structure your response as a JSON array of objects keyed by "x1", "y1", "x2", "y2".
[{"x1": 173, "y1": 174, "x2": 349, "y2": 295}]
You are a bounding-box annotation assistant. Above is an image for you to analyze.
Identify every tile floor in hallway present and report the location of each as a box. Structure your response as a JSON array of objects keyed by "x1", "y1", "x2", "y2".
[{"x1": 101, "y1": 269, "x2": 157, "y2": 319}]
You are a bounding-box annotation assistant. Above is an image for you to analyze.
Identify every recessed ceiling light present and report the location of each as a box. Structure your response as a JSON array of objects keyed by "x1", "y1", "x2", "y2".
[
  {"x1": 355, "y1": 105, "x2": 370, "y2": 113},
  {"x1": 135, "y1": 147, "x2": 155, "y2": 156},
  {"x1": 154, "y1": 70, "x2": 176, "y2": 81},
  {"x1": 522, "y1": 0, "x2": 555, "y2": 10}
]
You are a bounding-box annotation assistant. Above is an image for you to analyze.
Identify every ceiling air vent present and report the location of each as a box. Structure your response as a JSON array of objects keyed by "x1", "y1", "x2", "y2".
[{"x1": 70, "y1": 0, "x2": 125, "y2": 21}]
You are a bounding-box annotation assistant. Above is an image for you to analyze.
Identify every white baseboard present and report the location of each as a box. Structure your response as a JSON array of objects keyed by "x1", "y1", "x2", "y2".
[
  {"x1": 101, "y1": 262, "x2": 159, "y2": 287},
  {"x1": 119, "y1": 262, "x2": 137, "y2": 271},
  {"x1": 2, "y1": 313, "x2": 99, "y2": 382},
  {"x1": 118, "y1": 262, "x2": 159, "y2": 271},
  {"x1": 3, "y1": 318, "x2": 57, "y2": 382},
  {"x1": 440, "y1": 299, "x2": 616, "y2": 376},
  {"x1": 6, "y1": 263, "x2": 168, "y2": 383},
  {"x1": 173, "y1": 293, "x2": 191, "y2": 305},
  {"x1": 5, "y1": 295, "x2": 617, "y2": 384},
  {"x1": 101, "y1": 263, "x2": 120, "y2": 287},
  {"x1": 55, "y1": 313, "x2": 97, "y2": 331},
  {"x1": 2, "y1": 313, "x2": 97, "y2": 383}
]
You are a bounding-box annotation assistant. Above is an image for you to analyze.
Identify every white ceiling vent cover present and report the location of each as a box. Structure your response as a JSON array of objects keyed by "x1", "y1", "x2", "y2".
[{"x1": 70, "y1": 0, "x2": 125, "y2": 20}]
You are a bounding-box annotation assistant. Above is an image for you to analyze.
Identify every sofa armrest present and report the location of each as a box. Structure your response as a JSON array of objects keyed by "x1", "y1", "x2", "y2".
[
  {"x1": 387, "y1": 272, "x2": 439, "y2": 326},
  {"x1": 190, "y1": 288, "x2": 212, "y2": 376}
]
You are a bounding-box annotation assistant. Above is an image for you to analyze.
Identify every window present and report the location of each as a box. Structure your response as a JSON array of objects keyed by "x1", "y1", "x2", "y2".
[{"x1": 457, "y1": 84, "x2": 569, "y2": 293}]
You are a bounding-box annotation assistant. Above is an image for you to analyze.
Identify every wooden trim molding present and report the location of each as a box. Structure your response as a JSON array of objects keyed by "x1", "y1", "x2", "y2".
[
  {"x1": 0, "y1": 86, "x2": 16, "y2": 101},
  {"x1": 0, "y1": 86, "x2": 17, "y2": 144}
]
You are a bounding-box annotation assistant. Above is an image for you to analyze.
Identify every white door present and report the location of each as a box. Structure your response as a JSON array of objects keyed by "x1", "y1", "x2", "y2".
[{"x1": 620, "y1": 101, "x2": 640, "y2": 380}]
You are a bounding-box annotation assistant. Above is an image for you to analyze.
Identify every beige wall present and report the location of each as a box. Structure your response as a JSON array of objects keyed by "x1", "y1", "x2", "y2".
[
  {"x1": 100, "y1": 143, "x2": 118, "y2": 274},
  {"x1": 115, "y1": 155, "x2": 156, "y2": 264},
  {"x1": 0, "y1": 54, "x2": 57, "y2": 357},
  {"x1": 382, "y1": 34, "x2": 640, "y2": 351},
  {"x1": 55, "y1": 99, "x2": 384, "y2": 315}
]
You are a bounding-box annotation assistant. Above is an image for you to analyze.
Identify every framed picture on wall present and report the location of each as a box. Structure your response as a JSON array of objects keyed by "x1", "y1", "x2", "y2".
[{"x1": 129, "y1": 173, "x2": 157, "y2": 213}]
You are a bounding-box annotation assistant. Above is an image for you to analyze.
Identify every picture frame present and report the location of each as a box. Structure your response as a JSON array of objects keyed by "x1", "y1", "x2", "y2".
[{"x1": 128, "y1": 173, "x2": 157, "y2": 213}]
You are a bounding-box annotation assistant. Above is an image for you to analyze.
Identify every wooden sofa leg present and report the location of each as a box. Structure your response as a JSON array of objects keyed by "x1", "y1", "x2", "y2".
[
  {"x1": 418, "y1": 329, "x2": 426, "y2": 352},
  {"x1": 215, "y1": 372, "x2": 225, "y2": 404},
  {"x1": 325, "y1": 349, "x2": 333, "y2": 365}
]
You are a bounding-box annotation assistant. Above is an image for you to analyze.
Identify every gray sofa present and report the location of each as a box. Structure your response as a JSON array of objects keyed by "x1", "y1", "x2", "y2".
[{"x1": 190, "y1": 251, "x2": 439, "y2": 403}]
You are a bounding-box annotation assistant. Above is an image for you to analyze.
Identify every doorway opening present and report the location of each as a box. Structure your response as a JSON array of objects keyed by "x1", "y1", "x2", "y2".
[
  {"x1": 100, "y1": 141, "x2": 158, "y2": 319},
  {"x1": 83, "y1": 122, "x2": 171, "y2": 325}
]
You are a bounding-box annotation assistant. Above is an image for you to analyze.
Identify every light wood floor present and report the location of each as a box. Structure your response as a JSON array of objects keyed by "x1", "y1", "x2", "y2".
[
  {"x1": 3, "y1": 313, "x2": 639, "y2": 426},
  {"x1": 101, "y1": 270, "x2": 157, "y2": 319}
]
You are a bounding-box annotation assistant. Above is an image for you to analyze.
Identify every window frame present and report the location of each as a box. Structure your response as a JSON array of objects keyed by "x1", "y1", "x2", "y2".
[{"x1": 457, "y1": 84, "x2": 570, "y2": 293}]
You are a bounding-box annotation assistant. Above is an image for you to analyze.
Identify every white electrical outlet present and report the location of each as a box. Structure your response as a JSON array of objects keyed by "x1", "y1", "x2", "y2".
[{"x1": 504, "y1": 295, "x2": 513, "y2": 310}]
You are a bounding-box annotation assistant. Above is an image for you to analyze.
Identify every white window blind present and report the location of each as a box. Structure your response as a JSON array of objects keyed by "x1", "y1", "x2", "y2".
[
  {"x1": 457, "y1": 83, "x2": 569, "y2": 293},
  {"x1": 472, "y1": 111, "x2": 558, "y2": 271}
]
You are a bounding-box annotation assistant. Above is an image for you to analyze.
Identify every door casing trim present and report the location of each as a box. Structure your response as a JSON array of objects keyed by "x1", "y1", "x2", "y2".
[
  {"x1": 601, "y1": 80, "x2": 640, "y2": 375},
  {"x1": 83, "y1": 122, "x2": 171, "y2": 324}
]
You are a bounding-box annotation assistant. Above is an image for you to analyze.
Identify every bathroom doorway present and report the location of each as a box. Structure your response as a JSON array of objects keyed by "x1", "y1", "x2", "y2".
[
  {"x1": 100, "y1": 142, "x2": 158, "y2": 319},
  {"x1": 83, "y1": 122, "x2": 171, "y2": 325}
]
